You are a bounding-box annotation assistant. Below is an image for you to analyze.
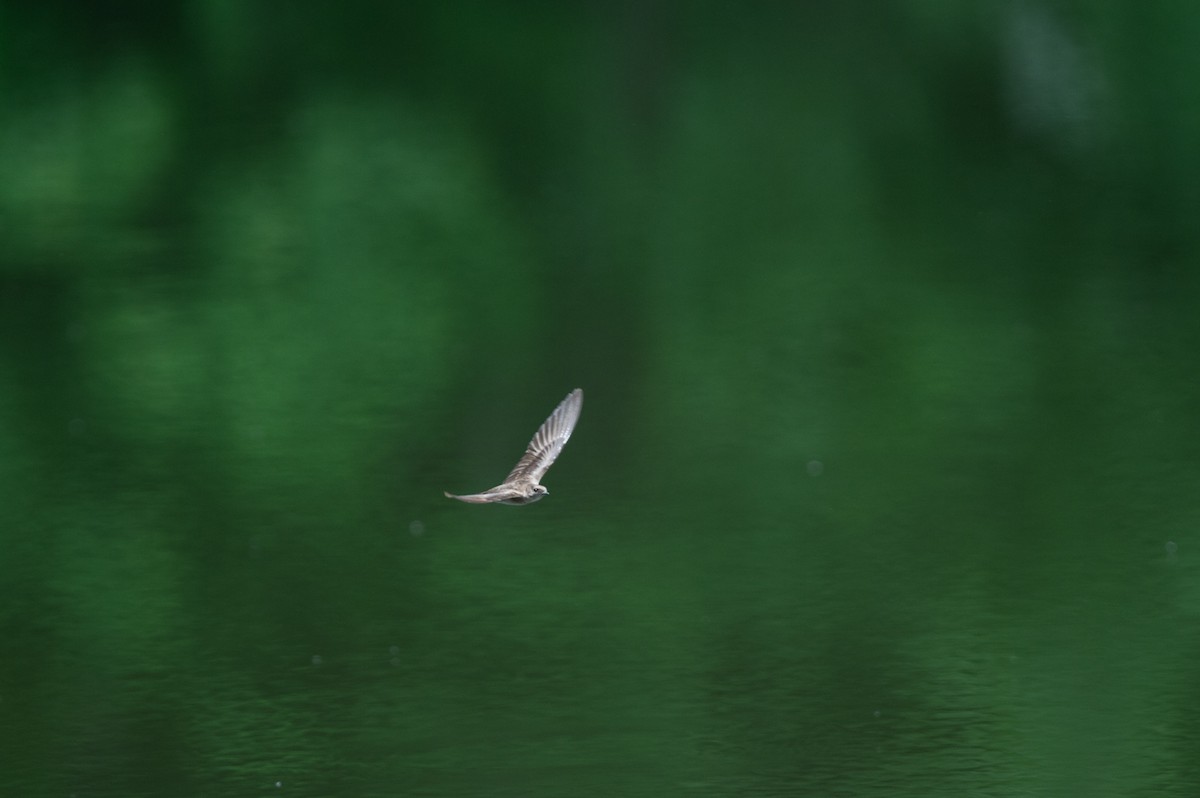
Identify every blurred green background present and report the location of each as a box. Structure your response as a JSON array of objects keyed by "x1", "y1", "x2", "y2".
[{"x1": 3, "y1": 3, "x2": 1200, "y2": 796}]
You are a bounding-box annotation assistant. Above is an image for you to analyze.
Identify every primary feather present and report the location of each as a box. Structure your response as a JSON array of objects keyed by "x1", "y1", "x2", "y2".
[{"x1": 504, "y1": 388, "x2": 583, "y2": 484}]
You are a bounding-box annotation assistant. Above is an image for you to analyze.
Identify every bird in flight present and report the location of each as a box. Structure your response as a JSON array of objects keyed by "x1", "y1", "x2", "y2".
[{"x1": 444, "y1": 388, "x2": 583, "y2": 505}]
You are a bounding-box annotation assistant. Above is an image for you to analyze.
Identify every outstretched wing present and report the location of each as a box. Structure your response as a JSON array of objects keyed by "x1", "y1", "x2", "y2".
[
  {"x1": 444, "y1": 490, "x2": 505, "y2": 504},
  {"x1": 504, "y1": 388, "x2": 583, "y2": 484}
]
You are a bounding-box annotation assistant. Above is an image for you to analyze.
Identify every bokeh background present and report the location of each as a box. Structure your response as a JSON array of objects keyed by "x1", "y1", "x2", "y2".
[{"x1": 4, "y1": 3, "x2": 1200, "y2": 796}]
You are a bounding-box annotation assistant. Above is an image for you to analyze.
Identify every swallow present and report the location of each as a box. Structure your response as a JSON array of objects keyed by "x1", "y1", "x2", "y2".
[{"x1": 444, "y1": 388, "x2": 583, "y2": 505}]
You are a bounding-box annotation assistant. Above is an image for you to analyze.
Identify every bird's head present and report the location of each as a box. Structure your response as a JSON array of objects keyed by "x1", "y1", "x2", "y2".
[{"x1": 533, "y1": 485, "x2": 549, "y2": 496}]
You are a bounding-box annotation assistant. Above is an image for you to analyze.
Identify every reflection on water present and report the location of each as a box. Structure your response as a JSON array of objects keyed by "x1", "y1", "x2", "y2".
[{"x1": 5, "y1": 369, "x2": 1199, "y2": 796}]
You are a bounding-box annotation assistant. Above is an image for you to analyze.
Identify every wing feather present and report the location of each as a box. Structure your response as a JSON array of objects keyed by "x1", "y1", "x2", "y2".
[
  {"x1": 444, "y1": 491, "x2": 501, "y2": 503},
  {"x1": 504, "y1": 388, "x2": 583, "y2": 484}
]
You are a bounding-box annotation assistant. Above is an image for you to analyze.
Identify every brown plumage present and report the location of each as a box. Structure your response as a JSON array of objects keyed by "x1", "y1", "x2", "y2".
[{"x1": 444, "y1": 389, "x2": 583, "y2": 505}]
